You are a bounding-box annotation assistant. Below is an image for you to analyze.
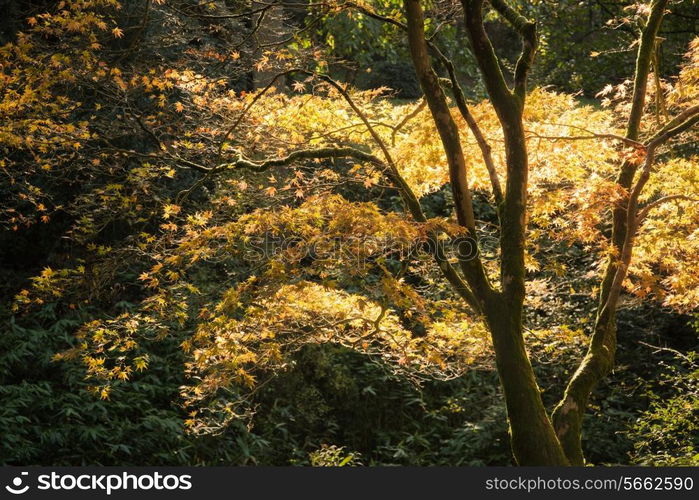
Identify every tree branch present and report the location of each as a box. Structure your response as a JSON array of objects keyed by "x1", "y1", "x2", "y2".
[
  {"x1": 488, "y1": 0, "x2": 537, "y2": 101},
  {"x1": 307, "y1": 71, "x2": 484, "y2": 312},
  {"x1": 461, "y1": 0, "x2": 515, "y2": 115},
  {"x1": 223, "y1": 146, "x2": 385, "y2": 171},
  {"x1": 645, "y1": 105, "x2": 699, "y2": 147},
  {"x1": 391, "y1": 98, "x2": 427, "y2": 146},
  {"x1": 339, "y1": 1, "x2": 504, "y2": 209},
  {"x1": 637, "y1": 195, "x2": 699, "y2": 223},
  {"x1": 436, "y1": 58, "x2": 504, "y2": 209},
  {"x1": 525, "y1": 131, "x2": 644, "y2": 149},
  {"x1": 626, "y1": 0, "x2": 670, "y2": 141},
  {"x1": 405, "y1": 0, "x2": 494, "y2": 306}
]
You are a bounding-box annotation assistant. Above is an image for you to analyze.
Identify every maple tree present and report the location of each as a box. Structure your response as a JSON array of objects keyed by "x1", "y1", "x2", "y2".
[{"x1": 3, "y1": 0, "x2": 698, "y2": 466}]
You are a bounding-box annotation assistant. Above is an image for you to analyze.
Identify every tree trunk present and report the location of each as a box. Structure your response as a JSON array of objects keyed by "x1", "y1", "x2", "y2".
[
  {"x1": 483, "y1": 297, "x2": 570, "y2": 465},
  {"x1": 551, "y1": 315, "x2": 616, "y2": 465},
  {"x1": 551, "y1": 0, "x2": 669, "y2": 465}
]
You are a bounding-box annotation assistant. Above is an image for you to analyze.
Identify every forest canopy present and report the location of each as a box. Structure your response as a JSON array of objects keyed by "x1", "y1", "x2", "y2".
[{"x1": 0, "y1": 0, "x2": 698, "y2": 466}]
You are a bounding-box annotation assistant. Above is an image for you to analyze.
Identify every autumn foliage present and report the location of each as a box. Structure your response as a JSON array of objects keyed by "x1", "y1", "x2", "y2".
[{"x1": 2, "y1": 0, "x2": 698, "y2": 465}]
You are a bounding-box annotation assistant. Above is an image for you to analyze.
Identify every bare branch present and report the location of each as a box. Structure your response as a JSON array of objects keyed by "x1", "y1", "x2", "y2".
[
  {"x1": 340, "y1": 0, "x2": 504, "y2": 208},
  {"x1": 391, "y1": 98, "x2": 427, "y2": 146},
  {"x1": 638, "y1": 195, "x2": 699, "y2": 223},
  {"x1": 217, "y1": 69, "x2": 299, "y2": 159},
  {"x1": 461, "y1": 0, "x2": 516, "y2": 113},
  {"x1": 436, "y1": 57, "x2": 504, "y2": 209},
  {"x1": 224, "y1": 146, "x2": 384, "y2": 171},
  {"x1": 525, "y1": 129, "x2": 645, "y2": 149},
  {"x1": 405, "y1": 0, "x2": 495, "y2": 305},
  {"x1": 645, "y1": 105, "x2": 699, "y2": 148}
]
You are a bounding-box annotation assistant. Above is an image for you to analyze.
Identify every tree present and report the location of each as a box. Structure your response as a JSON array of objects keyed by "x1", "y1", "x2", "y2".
[
  {"x1": 402, "y1": 0, "x2": 699, "y2": 465},
  {"x1": 6, "y1": 0, "x2": 699, "y2": 466}
]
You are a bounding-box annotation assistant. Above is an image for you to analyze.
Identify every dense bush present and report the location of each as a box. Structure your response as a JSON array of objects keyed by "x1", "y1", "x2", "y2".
[
  {"x1": 0, "y1": 303, "x2": 240, "y2": 465},
  {"x1": 4, "y1": 296, "x2": 694, "y2": 466},
  {"x1": 629, "y1": 346, "x2": 699, "y2": 466}
]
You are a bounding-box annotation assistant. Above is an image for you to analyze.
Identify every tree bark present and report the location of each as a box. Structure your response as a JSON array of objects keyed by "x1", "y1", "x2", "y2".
[{"x1": 483, "y1": 297, "x2": 570, "y2": 465}]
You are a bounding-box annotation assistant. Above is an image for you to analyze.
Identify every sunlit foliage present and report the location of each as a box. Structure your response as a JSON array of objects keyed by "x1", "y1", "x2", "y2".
[{"x1": 3, "y1": 1, "x2": 697, "y2": 454}]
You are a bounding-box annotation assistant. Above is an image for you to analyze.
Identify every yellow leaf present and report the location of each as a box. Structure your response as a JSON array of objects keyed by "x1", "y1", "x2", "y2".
[{"x1": 163, "y1": 204, "x2": 181, "y2": 219}]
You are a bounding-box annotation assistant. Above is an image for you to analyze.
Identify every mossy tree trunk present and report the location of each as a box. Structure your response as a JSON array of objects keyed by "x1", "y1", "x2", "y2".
[{"x1": 483, "y1": 297, "x2": 570, "y2": 465}]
